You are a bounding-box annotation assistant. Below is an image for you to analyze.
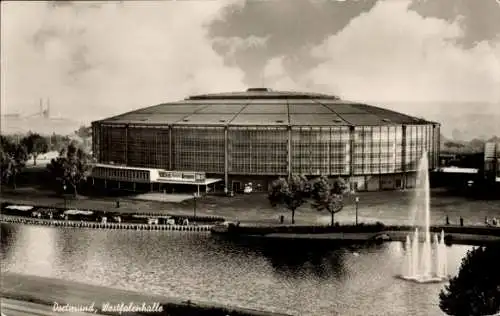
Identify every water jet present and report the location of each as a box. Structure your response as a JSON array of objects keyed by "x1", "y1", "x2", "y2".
[{"x1": 399, "y1": 151, "x2": 449, "y2": 283}]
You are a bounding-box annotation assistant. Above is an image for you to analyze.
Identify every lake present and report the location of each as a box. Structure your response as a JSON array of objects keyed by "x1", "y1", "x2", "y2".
[{"x1": 0, "y1": 223, "x2": 472, "y2": 316}]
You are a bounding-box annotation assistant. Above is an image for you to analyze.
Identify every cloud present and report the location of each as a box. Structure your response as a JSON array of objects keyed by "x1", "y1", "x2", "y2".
[
  {"x1": 261, "y1": 56, "x2": 300, "y2": 90},
  {"x1": 1, "y1": 1, "x2": 246, "y2": 122},
  {"x1": 408, "y1": 0, "x2": 500, "y2": 48},
  {"x1": 209, "y1": 0, "x2": 378, "y2": 85},
  {"x1": 212, "y1": 35, "x2": 270, "y2": 58},
  {"x1": 272, "y1": 0, "x2": 500, "y2": 105}
]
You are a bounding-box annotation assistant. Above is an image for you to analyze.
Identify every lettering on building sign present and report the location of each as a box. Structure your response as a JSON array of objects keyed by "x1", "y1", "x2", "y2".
[{"x1": 157, "y1": 171, "x2": 205, "y2": 182}]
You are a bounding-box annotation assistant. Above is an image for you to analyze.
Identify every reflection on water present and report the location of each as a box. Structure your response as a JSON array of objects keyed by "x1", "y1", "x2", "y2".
[{"x1": 0, "y1": 223, "x2": 471, "y2": 316}]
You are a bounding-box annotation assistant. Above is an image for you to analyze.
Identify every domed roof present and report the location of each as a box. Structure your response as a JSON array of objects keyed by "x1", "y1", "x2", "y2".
[{"x1": 99, "y1": 88, "x2": 435, "y2": 126}]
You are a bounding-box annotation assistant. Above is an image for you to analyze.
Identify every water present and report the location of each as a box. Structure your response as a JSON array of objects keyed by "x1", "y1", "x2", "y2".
[
  {"x1": 1, "y1": 223, "x2": 471, "y2": 316},
  {"x1": 402, "y1": 152, "x2": 448, "y2": 283}
]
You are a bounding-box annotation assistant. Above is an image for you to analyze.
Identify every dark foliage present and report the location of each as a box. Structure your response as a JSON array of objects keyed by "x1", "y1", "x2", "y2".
[
  {"x1": 0, "y1": 135, "x2": 28, "y2": 188},
  {"x1": 440, "y1": 134, "x2": 500, "y2": 155},
  {"x1": 20, "y1": 133, "x2": 49, "y2": 166},
  {"x1": 311, "y1": 176, "x2": 349, "y2": 226},
  {"x1": 439, "y1": 244, "x2": 500, "y2": 316},
  {"x1": 46, "y1": 142, "x2": 93, "y2": 196},
  {"x1": 268, "y1": 175, "x2": 311, "y2": 224},
  {"x1": 47, "y1": 133, "x2": 71, "y2": 152}
]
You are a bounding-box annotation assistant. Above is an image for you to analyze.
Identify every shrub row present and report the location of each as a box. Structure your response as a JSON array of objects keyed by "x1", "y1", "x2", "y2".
[
  {"x1": 225, "y1": 222, "x2": 500, "y2": 237},
  {"x1": 226, "y1": 222, "x2": 387, "y2": 235}
]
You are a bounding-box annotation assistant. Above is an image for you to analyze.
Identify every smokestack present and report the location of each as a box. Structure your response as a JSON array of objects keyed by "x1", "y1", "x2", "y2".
[
  {"x1": 39, "y1": 98, "x2": 43, "y2": 116},
  {"x1": 46, "y1": 98, "x2": 50, "y2": 118}
]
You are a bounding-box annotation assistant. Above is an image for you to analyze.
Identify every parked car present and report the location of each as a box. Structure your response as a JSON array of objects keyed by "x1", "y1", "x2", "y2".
[
  {"x1": 147, "y1": 218, "x2": 159, "y2": 225},
  {"x1": 165, "y1": 218, "x2": 175, "y2": 225},
  {"x1": 244, "y1": 185, "x2": 253, "y2": 194}
]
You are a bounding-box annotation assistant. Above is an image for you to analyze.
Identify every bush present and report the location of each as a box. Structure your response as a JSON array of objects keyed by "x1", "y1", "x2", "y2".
[{"x1": 440, "y1": 244, "x2": 500, "y2": 316}]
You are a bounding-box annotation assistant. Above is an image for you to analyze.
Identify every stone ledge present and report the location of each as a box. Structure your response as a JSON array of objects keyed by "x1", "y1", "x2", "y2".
[{"x1": 1, "y1": 273, "x2": 292, "y2": 316}]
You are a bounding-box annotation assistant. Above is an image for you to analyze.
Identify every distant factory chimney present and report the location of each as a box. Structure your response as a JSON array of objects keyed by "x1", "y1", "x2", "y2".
[
  {"x1": 39, "y1": 98, "x2": 43, "y2": 116},
  {"x1": 45, "y1": 98, "x2": 50, "y2": 118}
]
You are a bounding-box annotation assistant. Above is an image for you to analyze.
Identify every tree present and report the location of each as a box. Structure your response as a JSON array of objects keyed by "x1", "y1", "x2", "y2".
[
  {"x1": 311, "y1": 176, "x2": 349, "y2": 226},
  {"x1": 75, "y1": 125, "x2": 92, "y2": 139},
  {"x1": 268, "y1": 175, "x2": 310, "y2": 224},
  {"x1": 439, "y1": 244, "x2": 500, "y2": 316},
  {"x1": 0, "y1": 136, "x2": 28, "y2": 188},
  {"x1": 21, "y1": 133, "x2": 49, "y2": 166},
  {"x1": 46, "y1": 142, "x2": 93, "y2": 196},
  {"x1": 47, "y1": 133, "x2": 71, "y2": 152}
]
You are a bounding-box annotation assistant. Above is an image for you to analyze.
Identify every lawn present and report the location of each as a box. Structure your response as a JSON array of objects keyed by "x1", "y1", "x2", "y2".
[{"x1": 1, "y1": 186, "x2": 499, "y2": 227}]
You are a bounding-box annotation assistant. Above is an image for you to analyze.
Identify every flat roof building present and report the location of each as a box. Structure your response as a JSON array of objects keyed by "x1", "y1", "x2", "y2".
[
  {"x1": 91, "y1": 88, "x2": 440, "y2": 193},
  {"x1": 484, "y1": 142, "x2": 500, "y2": 183}
]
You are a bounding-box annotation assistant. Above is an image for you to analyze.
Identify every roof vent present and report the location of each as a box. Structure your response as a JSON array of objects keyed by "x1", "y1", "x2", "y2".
[
  {"x1": 247, "y1": 88, "x2": 271, "y2": 92},
  {"x1": 333, "y1": 119, "x2": 343, "y2": 123},
  {"x1": 275, "y1": 120, "x2": 284, "y2": 123},
  {"x1": 182, "y1": 119, "x2": 189, "y2": 122},
  {"x1": 219, "y1": 120, "x2": 226, "y2": 123},
  {"x1": 382, "y1": 118, "x2": 391, "y2": 123}
]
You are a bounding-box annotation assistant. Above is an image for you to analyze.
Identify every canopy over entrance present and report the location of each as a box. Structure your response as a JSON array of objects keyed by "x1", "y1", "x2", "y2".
[{"x1": 155, "y1": 178, "x2": 223, "y2": 196}]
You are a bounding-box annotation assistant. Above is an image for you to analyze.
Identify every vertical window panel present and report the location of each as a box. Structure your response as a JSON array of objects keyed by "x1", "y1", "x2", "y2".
[
  {"x1": 228, "y1": 127, "x2": 288, "y2": 175},
  {"x1": 127, "y1": 127, "x2": 169, "y2": 169},
  {"x1": 173, "y1": 127, "x2": 225, "y2": 173},
  {"x1": 100, "y1": 125, "x2": 126, "y2": 165}
]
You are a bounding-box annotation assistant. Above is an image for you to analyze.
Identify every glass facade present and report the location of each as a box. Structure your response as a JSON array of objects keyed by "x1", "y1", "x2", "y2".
[
  {"x1": 92, "y1": 166, "x2": 150, "y2": 182},
  {"x1": 352, "y1": 125, "x2": 431, "y2": 176},
  {"x1": 405, "y1": 124, "x2": 434, "y2": 171},
  {"x1": 91, "y1": 122, "x2": 100, "y2": 161},
  {"x1": 172, "y1": 126, "x2": 225, "y2": 173},
  {"x1": 432, "y1": 125, "x2": 440, "y2": 168},
  {"x1": 94, "y1": 123, "x2": 439, "y2": 177},
  {"x1": 127, "y1": 126, "x2": 169, "y2": 169},
  {"x1": 100, "y1": 124, "x2": 127, "y2": 165},
  {"x1": 228, "y1": 127, "x2": 288, "y2": 175},
  {"x1": 291, "y1": 127, "x2": 350, "y2": 176}
]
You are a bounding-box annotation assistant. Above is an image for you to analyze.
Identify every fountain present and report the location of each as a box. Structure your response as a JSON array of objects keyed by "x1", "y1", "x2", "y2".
[{"x1": 400, "y1": 151, "x2": 449, "y2": 283}]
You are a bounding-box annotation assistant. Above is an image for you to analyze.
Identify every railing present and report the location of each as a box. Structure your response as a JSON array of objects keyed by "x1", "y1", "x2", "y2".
[{"x1": 0, "y1": 215, "x2": 213, "y2": 232}]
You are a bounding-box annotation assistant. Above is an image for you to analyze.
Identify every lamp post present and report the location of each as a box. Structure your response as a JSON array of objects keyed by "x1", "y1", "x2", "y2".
[
  {"x1": 355, "y1": 196, "x2": 360, "y2": 226},
  {"x1": 193, "y1": 192, "x2": 197, "y2": 219},
  {"x1": 63, "y1": 184, "x2": 67, "y2": 209}
]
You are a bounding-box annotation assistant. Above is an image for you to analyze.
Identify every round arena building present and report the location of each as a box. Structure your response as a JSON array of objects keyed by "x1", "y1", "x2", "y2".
[{"x1": 91, "y1": 88, "x2": 440, "y2": 193}]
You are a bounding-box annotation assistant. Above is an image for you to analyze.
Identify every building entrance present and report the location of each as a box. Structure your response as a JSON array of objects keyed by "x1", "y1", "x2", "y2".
[{"x1": 232, "y1": 181, "x2": 242, "y2": 193}]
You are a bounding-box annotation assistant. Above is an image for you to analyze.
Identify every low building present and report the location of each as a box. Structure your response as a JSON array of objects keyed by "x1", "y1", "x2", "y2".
[{"x1": 484, "y1": 142, "x2": 500, "y2": 183}]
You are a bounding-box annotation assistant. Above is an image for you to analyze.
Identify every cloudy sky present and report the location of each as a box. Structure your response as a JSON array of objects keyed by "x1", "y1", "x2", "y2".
[{"x1": 1, "y1": 0, "x2": 499, "y2": 132}]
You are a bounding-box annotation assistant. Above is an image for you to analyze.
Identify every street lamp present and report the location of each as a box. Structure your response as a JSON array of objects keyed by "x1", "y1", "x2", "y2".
[
  {"x1": 193, "y1": 192, "x2": 197, "y2": 219},
  {"x1": 355, "y1": 196, "x2": 360, "y2": 226},
  {"x1": 63, "y1": 184, "x2": 67, "y2": 209}
]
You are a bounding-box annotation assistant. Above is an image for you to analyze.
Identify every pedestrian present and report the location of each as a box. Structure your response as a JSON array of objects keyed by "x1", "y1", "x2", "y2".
[
  {"x1": 485, "y1": 216, "x2": 489, "y2": 225},
  {"x1": 460, "y1": 217, "x2": 464, "y2": 227},
  {"x1": 493, "y1": 217, "x2": 498, "y2": 226},
  {"x1": 446, "y1": 215, "x2": 449, "y2": 225}
]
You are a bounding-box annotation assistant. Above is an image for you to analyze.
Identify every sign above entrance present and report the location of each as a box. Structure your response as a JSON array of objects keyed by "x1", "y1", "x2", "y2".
[{"x1": 157, "y1": 171, "x2": 206, "y2": 183}]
